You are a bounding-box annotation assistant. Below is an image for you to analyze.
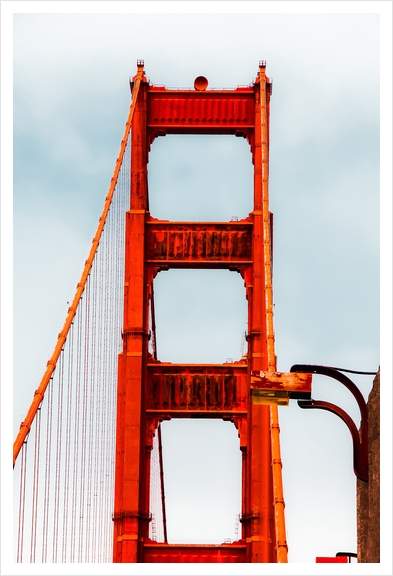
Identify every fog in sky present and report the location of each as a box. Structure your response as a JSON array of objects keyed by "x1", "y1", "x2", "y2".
[{"x1": 3, "y1": 2, "x2": 391, "y2": 573}]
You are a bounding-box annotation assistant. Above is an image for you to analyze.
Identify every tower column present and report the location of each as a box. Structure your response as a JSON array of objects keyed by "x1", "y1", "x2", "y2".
[
  {"x1": 113, "y1": 69, "x2": 150, "y2": 563},
  {"x1": 244, "y1": 68, "x2": 275, "y2": 562}
]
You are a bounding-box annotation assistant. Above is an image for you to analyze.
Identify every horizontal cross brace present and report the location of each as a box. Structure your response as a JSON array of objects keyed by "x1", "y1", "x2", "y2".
[
  {"x1": 143, "y1": 542, "x2": 247, "y2": 563},
  {"x1": 147, "y1": 88, "x2": 255, "y2": 133},
  {"x1": 146, "y1": 219, "x2": 253, "y2": 266},
  {"x1": 147, "y1": 362, "x2": 248, "y2": 413}
]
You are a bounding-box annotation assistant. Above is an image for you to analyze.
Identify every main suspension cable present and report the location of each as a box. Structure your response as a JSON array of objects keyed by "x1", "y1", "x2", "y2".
[{"x1": 13, "y1": 75, "x2": 142, "y2": 467}]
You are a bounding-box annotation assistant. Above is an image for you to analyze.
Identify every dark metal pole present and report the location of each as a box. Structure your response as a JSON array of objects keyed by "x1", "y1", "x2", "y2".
[
  {"x1": 151, "y1": 284, "x2": 157, "y2": 361},
  {"x1": 157, "y1": 424, "x2": 168, "y2": 543},
  {"x1": 151, "y1": 285, "x2": 168, "y2": 542}
]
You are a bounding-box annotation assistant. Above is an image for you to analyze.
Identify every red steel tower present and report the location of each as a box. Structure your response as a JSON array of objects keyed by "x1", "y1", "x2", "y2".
[{"x1": 113, "y1": 61, "x2": 288, "y2": 563}]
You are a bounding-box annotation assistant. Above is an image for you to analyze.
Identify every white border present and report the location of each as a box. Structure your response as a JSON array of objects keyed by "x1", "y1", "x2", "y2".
[{"x1": 2, "y1": 2, "x2": 391, "y2": 575}]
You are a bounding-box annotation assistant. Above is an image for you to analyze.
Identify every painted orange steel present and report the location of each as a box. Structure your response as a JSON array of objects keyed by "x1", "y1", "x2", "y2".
[
  {"x1": 113, "y1": 63, "x2": 150, "y2": 563},
  {"x1": 12, "y1": 67, "x2": 143, "y2": 468},
  {"x1": 270, "y1": 407, "x2": 288, "y2": 562},
  {"x1": 147, "y1": 361, "x2": 248, "y2": 415},
  {"x1": 113, "y1": 62, "x2": 287, "y2": 563},
  {"x1": 251, "y1": 371, "x2": 312, "y2": 406},
  {"x1": 147, "y1": 87, "x2": 255, "y2": 135},
  {"x1": 146, "y1": 217, "x2": 253, "y2": 269},
  {"x1": 144, "y1": 542, "x2": 247, "y2": 563},
  {"x1": 316, "y1": 556, "x2": 349, "y2": 563},
  {"x1": 259, "y1": 63, "x2": 288, "y2": 563}
]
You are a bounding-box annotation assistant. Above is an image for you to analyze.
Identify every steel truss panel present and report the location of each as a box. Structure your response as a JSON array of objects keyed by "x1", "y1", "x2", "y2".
[
  {"x1": 146, "y1": 218, "x2": 253, "y2": 269},
  {"x1": 147, "y1": 87, "x2": 255, "y2": 134},
  {"x1": 146, "y1": 361, "x2": 248, "y2": 415},
  {"x1": 143, "y1": 542, "x2": 247, "y2": 563}
]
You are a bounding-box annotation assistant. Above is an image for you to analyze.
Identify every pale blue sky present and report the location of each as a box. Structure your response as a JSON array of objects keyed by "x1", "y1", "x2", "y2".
[{"x1": 3, "y1": 2, "x2": 391, "y2": 573}]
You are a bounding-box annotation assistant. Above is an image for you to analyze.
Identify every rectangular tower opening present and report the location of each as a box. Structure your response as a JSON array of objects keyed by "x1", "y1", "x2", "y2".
[
  {"x1": 148, "y1": 135, "x2": 253, "y2": 222},
  {"x1": 153, "y1": 269, "x2": 247, "y2": 364},
  {"x1": 149, "y1": 419, "x2": 242, "y2": 545}
]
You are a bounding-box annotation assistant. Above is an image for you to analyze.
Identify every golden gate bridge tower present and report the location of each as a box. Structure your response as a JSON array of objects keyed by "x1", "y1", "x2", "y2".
[
  {"x1": 14, "y1": 61, "x2": 316, "y2": 564},
  {"x1": 112, "y1": 60, "x2": 286, "y2": 563}
]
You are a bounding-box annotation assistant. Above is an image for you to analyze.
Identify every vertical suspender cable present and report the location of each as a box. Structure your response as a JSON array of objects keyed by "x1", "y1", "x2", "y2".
[
  {"x1": 70, "y1": 303, "x2": 83, "y2": 562},
  {"x1": 13, "y1": 68, "x2": 138, "y2": 563},
  {"x1": 85, "y1": 261, "x2": 98, "y2": 562},
  {"x1": 103, "y1": 197, "x2": 112, "y2": 560},
  {"x1": 62, "y1": 323, "x2": 75, "y2": 561},
  {"x1": 92, "y1": 237, "x2": 104, "y2": 560},
  {"x1": 41, "y1": 378, "x2": 54, "y2": 562},
  {"x1": 97, "y1": 234, "x2": 107, "y2": 562},
  {"x1": 13, "y1": 75, "x2": 142, "y2": 467},
  {"x1": 103, "y1": 150, "x2": 118, "y2": 558},
  {"x1": 17, "y1": 442, "x2": 28, "y2": 562},
  {"x1": 102, "y1": 207, "x2": 111, "y2": 561},
  {"x1": 157, "y1": 425, "x2": 168, "y2": 544},
  {"x1": 151, "y1": 285, "x2": 168, "y2": 543},
  {"x1": 151, "y1": 285, "x2": 158, "y2": 361},
  {"x1": 30, "y1": 408, "x2": 41, "y2": 562},
  {"x1": 92, "y1": 250, "x2": 101, "y2": 561},
  {"x1": 108, "y1": 188, "x2": 118, "y2": 559},
  {"x1": 52, "y1": 351, "x2": 65, "y2": 562},
  {"x1": 78, "y1": 276, "x2": 91, "y2": 562}
]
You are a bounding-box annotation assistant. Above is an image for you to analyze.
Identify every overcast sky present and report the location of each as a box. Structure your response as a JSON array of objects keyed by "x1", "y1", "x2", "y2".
[{"x1": 2, "y1": 2, "x2": 392, "y2": 574}]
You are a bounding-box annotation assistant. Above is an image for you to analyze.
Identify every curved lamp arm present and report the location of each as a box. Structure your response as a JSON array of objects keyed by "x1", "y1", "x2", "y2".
[{"x1": 291, "y1": 364, "x2": 368, "y2": 482}]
